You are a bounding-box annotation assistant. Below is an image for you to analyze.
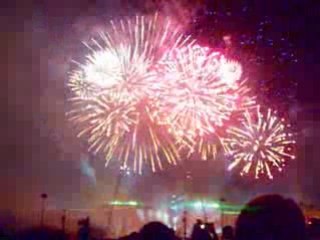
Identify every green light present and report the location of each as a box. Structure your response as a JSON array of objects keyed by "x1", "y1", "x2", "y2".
[
  {"x1": 169, "y1": 199, "x2": 245, "y2": 212},
  {"x1": 111, "y1": 201, "x2": 121, "y2": 205},
  {"x1": 210, "y1": 202, "x2": 220, "y2": 209},
  {"x1": 223, "y1": 210, "x2": 241, "y2": 215},
  {"x1": 193, "y1": 201, "x2": 203, "y2": 209},
  {"x1": 190, "y1": 201, "x2": 220, "y2": 209},
  {"x1": 170, "y1": 205, "x2": 178, "y2": 211},
  {"x1": 128, "y1": 201, "x2": 138, "y2": 206},
  {"x1": 109, "y1": 200, "x2": 139, "y2": 206}
]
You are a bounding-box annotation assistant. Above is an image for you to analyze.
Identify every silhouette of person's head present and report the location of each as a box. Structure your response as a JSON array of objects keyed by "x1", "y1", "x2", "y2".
[
  {"x1": 119, "y1": 231, "x2": 139, "y2": 240},
  {"x1": 196, "y1": 219, "x2": 203, "y2": 225},
  {"x1": 139, "y1": 222, "x2": 175, "y2": 240},
  {"x1": 222, "y1": 225, "x2": 234, "y2": 240},
  {"x1": 235, "y1": 194, "x2": 306, "y2": 240}
]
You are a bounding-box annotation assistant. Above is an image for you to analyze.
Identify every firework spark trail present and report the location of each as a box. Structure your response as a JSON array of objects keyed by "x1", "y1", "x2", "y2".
[
  {"x1": 233, "y1": 79, "x2": 257, "y2": 112},
  {"x1": 182, "y1": 136, "x2": 220, "y2": 161},
  {"x1": 222, "y1": 105, "x2": 296, "y2": 179},
  {"x1": 106, "y1": 107, "x2": 180, "y2": 174},
  {"x1": 67, "y1": 95, "x2": 138, "y2": 152}
]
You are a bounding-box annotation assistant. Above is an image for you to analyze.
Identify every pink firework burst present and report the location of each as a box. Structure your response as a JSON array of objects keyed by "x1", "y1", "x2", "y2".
[{"x1": 152, "y1": 44, "x2": 244, "y2": 142}]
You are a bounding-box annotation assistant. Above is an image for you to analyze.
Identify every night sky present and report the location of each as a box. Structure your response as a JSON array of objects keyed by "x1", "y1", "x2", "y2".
[{"x1": 2, "y1": 0, "x2": 320, "y2": 212}]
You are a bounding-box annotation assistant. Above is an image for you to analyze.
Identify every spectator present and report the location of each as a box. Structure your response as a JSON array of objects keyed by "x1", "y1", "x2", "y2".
[
  {"x1": 235, "y1": 194, "x2": 307, "y2": 240},
  {"x1": 206, "y1": 222, "x2": 219, "y2": 240},
  {"x1": 17, "y1": 227, "x2": 67, "y2": 240},
  {"x1": 191, "y1": 219, "x2": 203, "y2": 240},
  {"x1": 191, "y1": 219, "x2": 215, "y2": 240},
  {"x1": 77, "y1": 217, "x2": 90, "y2": 240},
  {"x1": 307, "y1": 218, "x2": 320, "y2": 240},
  {"x1": 222, "y1": 225, "x2": 234, "y2": 240},
  {"x1": 139, "y1": 221, "x2": 175, "y2": 240}
]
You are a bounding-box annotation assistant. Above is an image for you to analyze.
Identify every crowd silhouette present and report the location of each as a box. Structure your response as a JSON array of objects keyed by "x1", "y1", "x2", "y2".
[
  {"x1": 0, "y1": 194, "x2": 319, "y2": 240},
  {"x1": 235, "y1": 194, "x2": 307, "y2": 240}
]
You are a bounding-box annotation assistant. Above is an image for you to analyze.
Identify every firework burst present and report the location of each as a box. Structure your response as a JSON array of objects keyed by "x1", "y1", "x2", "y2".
[
  {"x1": 67, "y1": 13, "x2": 186, "y2": 172},
  {"x1": 68, "y1": 68, "x2": 108, "y2": 100},
  {"x1": 152, "y1": 44, "x2": 244, "y2": 148},
  {"x1": 222, "y1": 105, "x2": 296, "y2": 179},
  {"x1": 68, "y1": 13, "x2": 189, "y2": 102}
]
